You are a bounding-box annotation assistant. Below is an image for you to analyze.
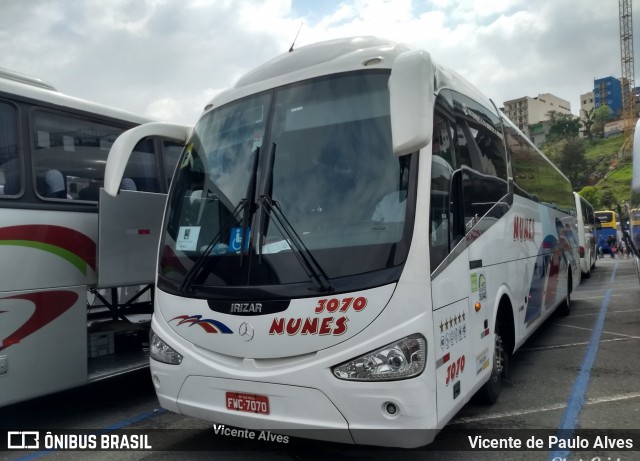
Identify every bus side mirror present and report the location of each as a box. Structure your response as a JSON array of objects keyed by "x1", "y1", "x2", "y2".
[
  {"x1": 633, "y1": 118, "x2": 640, "y2": 193},
  {"x1": 595, "y1": 220, "x2": 602, "y2": 230},
  {"x1": 389, "y1": 50, "x2": 435, "y2": 156},
  {"x1": 104, "y1": 122, "x2": 191, "y2": 197}
]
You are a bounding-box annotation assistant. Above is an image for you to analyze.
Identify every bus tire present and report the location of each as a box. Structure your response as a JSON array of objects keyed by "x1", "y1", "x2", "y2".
[
  {"x1": 557, "y1": 273, "x2": 571, "y2": 317},
  {"x1": 477, "y1": 321, "x2": 507, "y2": 405}
]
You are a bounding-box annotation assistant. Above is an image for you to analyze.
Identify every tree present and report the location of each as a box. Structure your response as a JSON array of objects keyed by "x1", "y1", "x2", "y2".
[
  {"x1": 579, "y1": 186, "x2": 600, "y2": 208},
  {"x1": 554, "y1": 139, "x2": 587, "y2": 188},
  {"x1": 593, "y1": 105, "x2": 613, "y2": 138},
  {"x1": 581, "y1": 107, "x2": 595, "y2": 141},
  {"x1": 600, "y1": 188, "x2": 617, "y2": 209},
  {"x1": 546, "y1": 110, "x2": 581, "y2": 143}
]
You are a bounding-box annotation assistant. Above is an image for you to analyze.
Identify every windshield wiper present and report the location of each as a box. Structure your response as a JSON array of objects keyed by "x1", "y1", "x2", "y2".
[
  {"x1": 178, "y1": 198, "x2": 246, "y2": 294},
  {"x1": 179, "y1": 146, "x2": 261, "y2": 294},
  {"x1": 258, "y1": 195, "x2": 334, "y2": 293}
]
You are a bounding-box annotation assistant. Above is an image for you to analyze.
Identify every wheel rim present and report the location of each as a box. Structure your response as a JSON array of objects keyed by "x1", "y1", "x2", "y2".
[{"x1": 493, "y1": 331, "x2": 504, "y2": 380}]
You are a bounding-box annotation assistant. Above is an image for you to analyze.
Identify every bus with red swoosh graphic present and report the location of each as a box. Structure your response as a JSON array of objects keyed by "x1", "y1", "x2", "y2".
[{"x1": 0, "y1": 68, "x2": 185, "y2": 406}]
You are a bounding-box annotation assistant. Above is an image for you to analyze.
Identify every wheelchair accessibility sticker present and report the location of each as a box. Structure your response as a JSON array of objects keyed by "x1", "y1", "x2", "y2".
[{"x1": 229, "y1": 227, "x2": 250, "y2": 253}]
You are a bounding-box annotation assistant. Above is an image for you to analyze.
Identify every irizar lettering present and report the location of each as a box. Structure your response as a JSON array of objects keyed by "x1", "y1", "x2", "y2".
[{"x1": 230, "y1": 302, "x2": 262, "y2": 313}]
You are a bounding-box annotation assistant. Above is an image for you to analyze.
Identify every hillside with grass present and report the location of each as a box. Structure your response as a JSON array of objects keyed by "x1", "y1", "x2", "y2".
[{"x1": 542, "y1": 133, "x2": 633, "y2": 210}]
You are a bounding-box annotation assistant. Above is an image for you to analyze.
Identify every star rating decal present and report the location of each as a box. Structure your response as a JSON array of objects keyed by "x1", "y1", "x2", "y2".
[{"x1": 439, "y1": 311, "x2": 466, "y2": 332}]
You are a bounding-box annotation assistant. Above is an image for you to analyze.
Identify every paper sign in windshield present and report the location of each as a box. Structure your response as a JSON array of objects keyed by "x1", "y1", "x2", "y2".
[{"x1": 176, "y1": 226, "x2": 201, "y2": 251}]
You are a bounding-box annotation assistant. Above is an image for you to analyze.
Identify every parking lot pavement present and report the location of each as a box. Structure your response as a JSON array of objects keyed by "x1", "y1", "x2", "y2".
[
  {"x1": 439, "y1": 256, "x2": 640, "y2": 460},
  {"x1": 1, "y1": 258, "x2": 638, "y2": 461}
]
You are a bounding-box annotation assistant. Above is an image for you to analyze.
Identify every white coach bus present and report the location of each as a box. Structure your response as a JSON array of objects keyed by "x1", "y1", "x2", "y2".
[
  {"x1": 0, "y1": 68, "x2": 183, "y2": 406},
  {"x1": 630, "y1": 119, "x2": 640, "y2": 282},
  {"x1": 573, "y1": 192, "x2": 597, "y2": 278},
  {"x1": 105, "y1": 37, "x2": 579, "y2": 448}
]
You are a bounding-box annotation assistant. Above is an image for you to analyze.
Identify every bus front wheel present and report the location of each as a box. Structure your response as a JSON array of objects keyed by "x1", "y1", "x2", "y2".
[{"x1": 477, "y1": 321, "x2": 507, "y2": 404}]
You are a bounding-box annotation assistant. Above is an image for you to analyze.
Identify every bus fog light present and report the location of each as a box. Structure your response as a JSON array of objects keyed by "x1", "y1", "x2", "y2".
[
  {"x1": 332, "y1": 334, "x2": 426, "y2": 381},
  {"x1": 385, "y1": 402, "x2": 398, "y2": 415},
  {"x1": 150, "y1": 330, "x2": 183, "y2": 365}
]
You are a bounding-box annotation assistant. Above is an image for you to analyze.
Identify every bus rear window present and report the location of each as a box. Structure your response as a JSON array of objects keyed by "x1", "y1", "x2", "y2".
[{"x1": 594, "y1": 212, "x2": 613, "y2": 223}]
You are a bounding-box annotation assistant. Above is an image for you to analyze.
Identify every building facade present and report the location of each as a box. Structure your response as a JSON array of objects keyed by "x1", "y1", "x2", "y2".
[
  {"x1": 593, "y1": 76, "x2": 622, "y2": 116},
  {"x1": 502, "y1": 93, "x2": 571, "y2": 144},
  {"x1": 579, "y1": 91, "x2": 595, "y2": 138}
]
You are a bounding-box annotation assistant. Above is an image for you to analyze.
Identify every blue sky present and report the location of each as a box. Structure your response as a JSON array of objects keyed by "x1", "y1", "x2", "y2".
[
  {"x1": 291, "y1": 0, "x2": 342, "y2": 22},
  {"x1": 0, "y1": 0, "x2": 636, "y2": 125}
]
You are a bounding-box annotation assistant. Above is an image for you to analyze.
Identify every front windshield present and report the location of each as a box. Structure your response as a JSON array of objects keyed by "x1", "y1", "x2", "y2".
[{"x1": 159, "y1": 71, "x2": 415, "y2": 297}]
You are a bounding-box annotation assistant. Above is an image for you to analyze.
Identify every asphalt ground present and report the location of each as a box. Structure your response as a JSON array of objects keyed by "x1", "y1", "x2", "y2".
[{"x1": 1, "y1": 256, "x2": 639, "y2": 461}]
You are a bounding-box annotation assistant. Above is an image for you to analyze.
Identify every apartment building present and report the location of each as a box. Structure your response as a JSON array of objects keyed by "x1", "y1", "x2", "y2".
[
  {"x1": 593, "y1": 76, "x2": 622, "y2": 116},
  {"x1": 502, "y1": 93, "x2": 571, "y2": 143},
  {"x1": 580, "y1": 91, "x2": 595, "y2": 116},
  {"x1": 579, "y1": 91, "x2": 595, "y2": 138}
]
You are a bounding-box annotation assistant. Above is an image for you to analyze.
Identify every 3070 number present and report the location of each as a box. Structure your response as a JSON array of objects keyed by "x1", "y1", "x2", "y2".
[{"x1": 446, "y1": 355, "x2": 465, "y2": 385}]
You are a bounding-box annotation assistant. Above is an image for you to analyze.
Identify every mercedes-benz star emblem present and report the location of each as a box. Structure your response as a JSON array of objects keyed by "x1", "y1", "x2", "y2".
[{"x1": 238, "y1": 322, "x2": 255, "y2": 341}]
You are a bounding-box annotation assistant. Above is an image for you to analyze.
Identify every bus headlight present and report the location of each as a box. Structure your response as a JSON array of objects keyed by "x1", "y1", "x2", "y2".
[
  {"x1": 332, "y1": 334, "x2": 426, "y2": 381},
  {"x1": 149, "y1": 329, "x2": 183, "y2": 365}
]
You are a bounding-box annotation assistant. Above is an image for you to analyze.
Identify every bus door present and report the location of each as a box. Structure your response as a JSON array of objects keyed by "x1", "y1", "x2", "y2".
[
  {"x1": 429, "y1": 121, "x2": 474, "y2": 420},
  {"x1": 98, "y1": 125, "x2": 190, "y2": 308},
  {"x1": 430, "y1": 248, "x2": 473, "y2": 420},
  {"x1": 98, "y1": 189, "x2": 166, "y2": 288},
  {"x1": 430, "y1": 164, "x2": 497, "y2": 420},
  {"x1": 429, "y1": 102, "x2": 510, "y2": 419}
]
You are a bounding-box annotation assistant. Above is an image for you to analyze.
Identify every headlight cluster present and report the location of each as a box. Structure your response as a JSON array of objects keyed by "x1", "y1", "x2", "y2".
[
  {"x1": 332, "y1": 334, "x2": 426, "y2": 381},
  {"x1": 149, "y1": 330, "x2": 183, "y2": 365}
]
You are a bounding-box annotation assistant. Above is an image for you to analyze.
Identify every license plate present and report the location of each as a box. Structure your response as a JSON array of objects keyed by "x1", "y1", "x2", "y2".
[{"x1": 225, "y1": 392, "x2": 270, "y2": 415}]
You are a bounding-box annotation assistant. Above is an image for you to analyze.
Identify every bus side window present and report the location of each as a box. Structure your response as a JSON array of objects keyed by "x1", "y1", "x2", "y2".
[
  {"x1": 31, "y1": 110, "x2": 124, "y2": 201},
  {"x1": 162, "y1": 141, "x2": 184, "y2": 190},
  {"x1": 0, "y1": 101, "x2": 20, "y2": 197},
  {"x1": 456, "y1": 118, "x2": 508, "y2": 228},
  {"x1": 123, "y1": 137, "x2": 160, "y2": 193},
  {"x1": 37, "y1": 169, "x2": 67, "y2": 198},
  {"x1": 429, "y1": 113, "x2": 456, "y2": 271},
  {"x1": 116, "y1": 137, "x2": 183, "y2": 194}
]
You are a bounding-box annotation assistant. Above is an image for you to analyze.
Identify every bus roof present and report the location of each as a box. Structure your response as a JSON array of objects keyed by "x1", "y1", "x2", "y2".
[
  {"x1": 204, "y1": 36, "x2": 500, "y2": 121},
  {"x1": 0, "y1": 67, "x2": 57, "y2": 91},
  {"x1": 0, "y1": 67, "x2": 156, "y2": 125},
  {"x1": 200, "y1": 36, "x2": 569, "y2": 188}
]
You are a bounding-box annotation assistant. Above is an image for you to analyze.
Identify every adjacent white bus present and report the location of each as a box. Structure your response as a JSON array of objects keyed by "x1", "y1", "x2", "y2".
[
  {"x1": 630, "y1": 119, "x2": 640, "y2": 282},
  {"x1": 106, "y1": 37, "x2": 580, "y2": 448},
  {"x1": 0, "y1": 68, "x2": 183, "y2": 406},
  {"x1": 573, "y1": 191, "x2": 597, "y2": 277}
]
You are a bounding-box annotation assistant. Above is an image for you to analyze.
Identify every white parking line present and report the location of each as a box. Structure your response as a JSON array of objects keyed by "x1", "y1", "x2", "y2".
[
  {"x1": 572, "y1": 294, "x2": 625, "y2": 300},
  {"x1": 576, "y1": 286, "x2": 640, "y2": 293},
  {"x1": 520, "y1": 337, "x2": 636, "y2": 352},
  {"x1": 551, "y1": 322, "x2": 640, "y2": 339},
  {"x1": 450, "y1": 391, "x2": 640, "y2": 424},
  {"x1": 566, "y1": 307, "x2": 638, "y2": 315}
]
